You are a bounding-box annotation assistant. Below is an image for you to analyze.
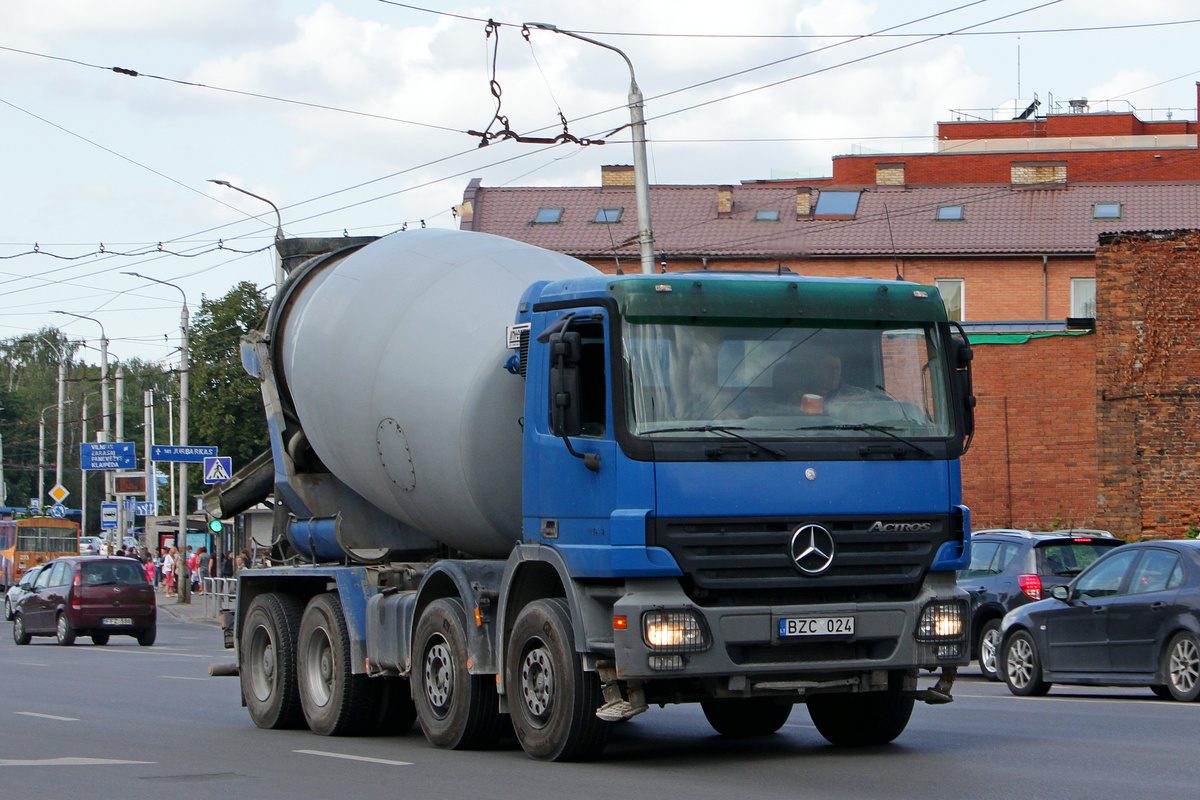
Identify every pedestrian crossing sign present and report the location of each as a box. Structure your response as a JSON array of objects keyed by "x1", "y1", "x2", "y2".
[{"x1": 202, "y1": 456, "x2": 233, "y2": 484}]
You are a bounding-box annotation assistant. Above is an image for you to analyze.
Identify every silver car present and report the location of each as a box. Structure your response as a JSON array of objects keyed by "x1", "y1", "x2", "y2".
[{"x1": 4, "y1": 565, "x2": 45, "y2": 621}]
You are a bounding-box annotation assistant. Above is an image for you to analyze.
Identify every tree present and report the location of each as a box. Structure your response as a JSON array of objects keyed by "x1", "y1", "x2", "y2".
[{"x1": 188, "y1": 281, "x2": 270, "y2": 495}]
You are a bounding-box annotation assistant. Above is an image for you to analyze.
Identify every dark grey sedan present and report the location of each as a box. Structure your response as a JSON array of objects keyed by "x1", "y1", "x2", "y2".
[{"x1": 999, "y1": 539, "x2": 1200, "y2": 701}]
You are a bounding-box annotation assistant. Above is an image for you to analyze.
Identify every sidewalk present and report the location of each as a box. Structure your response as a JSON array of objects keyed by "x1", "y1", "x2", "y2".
[{"x1": 154, "y1": 586, "x2": 225, "y2": 628}]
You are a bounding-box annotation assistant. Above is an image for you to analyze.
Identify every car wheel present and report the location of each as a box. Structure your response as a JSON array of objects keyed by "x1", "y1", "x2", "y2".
[
  {"x1": 136, "y1": 627, "x2": 157, "y2": 647},
  {"x1": 3, "y1": 596, "x2": 11, "y2": 621},
  {"x1": 701, "y1": 698, "x2": 794, "y2": 737},
  {"x1": 1162, "y1": 631, "x2": 1200, "y2": 701},
  {"x1": 1002, "y1": 630, "x2": 1050, "y2": 696},
  {"x1": 56, "y1": 613, "x2": 77, "y2": 646},
  {"x1": 91, "y1": 633, "x2": 110, "y2": 646},
  {"x1": 13, "y1": 614, "x2": 31, "y2": 645},
  {"x1": 977, "y1": 619, "x2": 1003, "y2": 682}
]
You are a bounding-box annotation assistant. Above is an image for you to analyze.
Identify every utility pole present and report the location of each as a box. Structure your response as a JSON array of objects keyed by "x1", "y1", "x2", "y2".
[
  {"x1": 125, "y1": 273, "x2": 190, "y2": 603},
  {"x1": 524, "y1": 23, "x2": 655, "y2": 274}
]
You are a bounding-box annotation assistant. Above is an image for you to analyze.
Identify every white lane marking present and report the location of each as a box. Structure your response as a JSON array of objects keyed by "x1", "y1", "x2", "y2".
[
  {"x1": 0, "y1": 757, "x2": 154, "y2": 767},
  {"x1": 293, "y1": 749, "x2": 412, "y2": 766},
  {"x1": 14, "y1": 711, "x2": 79, "y2": 722},
  {"x1": 159, "y1": 675, "x2": 207, "y2": 681}
]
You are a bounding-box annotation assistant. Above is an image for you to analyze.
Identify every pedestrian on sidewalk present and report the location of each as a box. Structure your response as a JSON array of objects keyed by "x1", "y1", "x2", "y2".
[
  {"x1": 195, "y1": 547, "x2": 210, "y2": 594},
  {"x1": 163, "y1": 547, "x2": 177, "y2": 598}
]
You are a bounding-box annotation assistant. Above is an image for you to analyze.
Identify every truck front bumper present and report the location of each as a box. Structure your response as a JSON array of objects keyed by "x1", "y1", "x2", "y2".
[{"x1": 609, "y1": 573, "x2": 969, "y2": 682}]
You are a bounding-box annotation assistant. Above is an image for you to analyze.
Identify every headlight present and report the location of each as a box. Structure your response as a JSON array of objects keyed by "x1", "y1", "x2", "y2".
[
  {"x1": 642, "y1": 610, "x2": 710, "y2": 652},
  {"x1": 916, "y1": 601, "x2": 967, "y2": 641}
]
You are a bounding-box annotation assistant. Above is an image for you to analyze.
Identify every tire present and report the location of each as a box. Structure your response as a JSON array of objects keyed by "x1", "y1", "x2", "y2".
[
  {"x1": 91, "y1": 633, "x2": 110, "y2": 646},
  {"x1": 977, "y1": 619, "x2": 1003, "y2": 682},
  {"x1": 1162, "y1": 631, "x2": 1200, "y2": 702},
  {"x1": 298, "y1": 593, "x2": 379, "y2": 736},
  {"x1": 13, "y1": 614, "x2": 31, "y2": 645},
  {"x1": 412, "y1": 598, "x2": 504, "y2": 750},
  {"x1": 506, "y1": 598, "x2": 611, "y2": 761},
  {"x1": 56, "y1": 613, "x2": 77, "y2": 646},
  {"x1": 4, "y1": 596, "x2": 11, "y2": 621},
  {"x1": 240, "y1": 592, "x2": 305, "y2": 729},
  {"x1": 806, "y1": 671, "x2": 914, "y2": 746},
  {"x1": 136, "y1": 627, "x2": 157, "y2": 647},
  {"x1": 701, "y1": 698, "x2": 794, "y2": 737},
  {"x1": 1002, "y1": 629, "x2": 1051, "y2": 697}
]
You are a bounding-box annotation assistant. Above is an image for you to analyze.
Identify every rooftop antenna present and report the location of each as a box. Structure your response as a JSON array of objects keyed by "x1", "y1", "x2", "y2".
[
  {"x1": 1017, "y1": 36, "x2": 1021, "y2": 99},
  {"x1": 883, "y1": 203, "x2": 903, "y2": 281}
]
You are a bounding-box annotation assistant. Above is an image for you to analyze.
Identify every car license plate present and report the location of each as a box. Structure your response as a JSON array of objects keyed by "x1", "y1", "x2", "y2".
[
  {"x1": 779, "y1": 616, "x2": 854, "y2": 637},
  {"x1": 102, "y1": 617, "x2": 133, "y2": 626}
]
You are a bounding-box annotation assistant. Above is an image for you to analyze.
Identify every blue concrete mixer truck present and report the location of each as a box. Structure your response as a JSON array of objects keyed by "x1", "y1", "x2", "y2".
[{"x1": 208, "y1": 227, "x2": 976, "y2": 761}]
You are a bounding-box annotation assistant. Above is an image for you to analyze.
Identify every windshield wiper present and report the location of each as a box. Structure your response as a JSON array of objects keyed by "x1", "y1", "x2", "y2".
[
  {"x1": 794, "y1": 423, "x2": 934, "y2": 458},
  {"x1": 643, "y1": 425, "x2": 785, "y2": 459}
]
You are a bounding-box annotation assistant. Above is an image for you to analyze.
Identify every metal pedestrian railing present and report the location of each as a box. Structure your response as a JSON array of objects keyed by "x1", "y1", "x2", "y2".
[{"x1": 202, "y1": 577, "x2": 238, "y2": 618}]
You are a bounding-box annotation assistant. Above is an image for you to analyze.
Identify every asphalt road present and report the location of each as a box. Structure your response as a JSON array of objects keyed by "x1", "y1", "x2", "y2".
[{"x1": 2, "y1": 611, "x2": 1198, "y2": 800}]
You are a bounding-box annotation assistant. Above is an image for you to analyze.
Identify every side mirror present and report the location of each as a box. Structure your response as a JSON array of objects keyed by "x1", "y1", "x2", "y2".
[
  {"x1": 1051, "y1": 585, "x2": 1071, "y2": 602},
  {"x1": 548, "y1": 331, "x2": 583, "y2": 437}
]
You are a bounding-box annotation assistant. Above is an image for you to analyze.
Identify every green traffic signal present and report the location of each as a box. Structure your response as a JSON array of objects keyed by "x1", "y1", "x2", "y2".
[{"x1": 207, "y1": 517, "x2": 224, "y2": 533}]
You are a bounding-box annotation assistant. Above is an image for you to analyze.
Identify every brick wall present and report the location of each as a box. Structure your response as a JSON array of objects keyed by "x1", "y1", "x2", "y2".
[
  {"x1": 1095, "y1": 231, "x2": 1200, "y2": 539},
  {"x1": 962, "y1": 334, "x2": 1098, "y2": 530}
]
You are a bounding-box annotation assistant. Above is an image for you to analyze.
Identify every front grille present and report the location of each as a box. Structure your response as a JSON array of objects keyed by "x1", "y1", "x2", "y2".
[
  {"x1": 652, "y1": 515, "x2": 951, "y2": 606},
  {"x1": 727, "y1": 637, "x2": 898, "y2": 666}
]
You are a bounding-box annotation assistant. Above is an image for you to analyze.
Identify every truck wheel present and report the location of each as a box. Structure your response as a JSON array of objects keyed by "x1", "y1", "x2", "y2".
[
  {"x1": 298, "y1": 593, "x2": 379, "y2": 735},
  {"x1": 1002, "y1": 629, "x2": 1051, "y2": 697},
  {"x1": 506, "y1": 598, "x2": 611, "y2": 761},
  {"x1": 412, "y1": 597, "x2": 503, "y2": 749},
  {"x1": 977, "y1": 619, "x2": 1003, "y2": 682},
  {"x1": 806, "y1": 671, "x2": 914, "y2": 746},
  {"x1": 56, "y1": 613, "x2": 77, "y2": 646},
  {"x1": 240, "y1": 592, "x2": 305, "y2": 729},
  {"x1": 701, "y1": 698, "x2": 794, "y2": 737},
  {"x1": 370, "y1": 676, "x2": 417, "y2": 735}
]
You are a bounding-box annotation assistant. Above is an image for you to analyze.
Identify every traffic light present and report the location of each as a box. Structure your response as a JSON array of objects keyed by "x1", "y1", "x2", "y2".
[{"x1": 207, "y1": 515, "x2": 224, "y2": 534}]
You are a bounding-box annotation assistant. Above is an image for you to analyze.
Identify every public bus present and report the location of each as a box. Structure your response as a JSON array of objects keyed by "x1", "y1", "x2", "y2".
[{"x1": 0, "y1": 517, "x2": 81, "y2": 589}]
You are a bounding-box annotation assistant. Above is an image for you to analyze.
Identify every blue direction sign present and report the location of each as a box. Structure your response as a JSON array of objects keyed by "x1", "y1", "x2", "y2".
[
  {"x1": 151, "y1": 445, "x2": 218, "y2": 463},
  {"x1": 134, "y1": 502, "x2": 155, "y2": 516},
  {"x1": 202, "y1": 456, "x2": 233, "y2": 485},
  {"x1": 81, "y1": 442, "x2": 137, "y2": 470}
]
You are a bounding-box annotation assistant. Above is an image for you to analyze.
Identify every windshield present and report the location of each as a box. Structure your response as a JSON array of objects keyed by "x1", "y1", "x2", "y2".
[{"x1": 623, "y1": 322, "x2": 955, "y2": 439}]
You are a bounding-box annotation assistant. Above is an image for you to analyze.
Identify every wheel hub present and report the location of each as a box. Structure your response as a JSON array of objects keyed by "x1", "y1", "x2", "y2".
[
  {"x1": 424, "y1": 639, "x2": 453, "y2": 716},
  {"x1": 520, "y1": 645, "x2": 555, "y2": 721},
  {"x1": 1008, "y1": 638, "x2": 1034, "y2": 688},
  {"x1": 304, "y1": 627, "x2": 335, "y2": 707},
  {"x1": 1170, "y1": 638, "x2": 1199, "y2": 693},
  {"x1": 248, "y1": 625, "x2": 277, "y2": 702}
]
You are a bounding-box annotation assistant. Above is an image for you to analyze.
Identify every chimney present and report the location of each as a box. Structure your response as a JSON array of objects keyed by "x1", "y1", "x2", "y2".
[
  {"x1": 796, "y1": 189, "x2": 812, "y2": 218},
  {"x1": 717, "y1": 186, "x2": 734, "y2": 218},
  {"x1": 601, "y1": 165, "x2": 636, "y2": 187}
]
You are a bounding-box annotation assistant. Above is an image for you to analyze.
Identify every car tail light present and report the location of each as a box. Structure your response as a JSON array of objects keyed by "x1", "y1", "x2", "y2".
[
  {"x1": 1018, "y1": 573, "x2": 1042, "y2": 600},
  {"x1": 71, "y1": 571, "x2": 82, "y2": 607}
]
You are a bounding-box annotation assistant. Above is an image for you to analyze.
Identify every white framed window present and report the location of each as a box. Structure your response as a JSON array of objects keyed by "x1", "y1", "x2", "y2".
[
  {"x1": 935, "y1": 278, "x2": 964, "y2": 321},
  {"x1": 1093, "y1": 202, "x2": 1121, "y2": 220},
  {"x1": 1071, "y1": 278, "x2": 1096, "y2": 318},
  {"x1": 936, "y1": 205, "x2": 964, "y2": 221},
  {"x1": 594, "y1": 207, "x2": 624, "y2": 223},
  {"x1": 754, "y1": 209, "x2": 780, "y2": 221},
  {"x1": 533, "y1": 207, "x2": 563, "y2": 224}
]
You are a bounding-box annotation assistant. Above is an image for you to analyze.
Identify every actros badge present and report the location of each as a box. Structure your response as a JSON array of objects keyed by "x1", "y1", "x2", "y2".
[{"x1": 789, "y1": 524, "x2": 836, "y2": 575}]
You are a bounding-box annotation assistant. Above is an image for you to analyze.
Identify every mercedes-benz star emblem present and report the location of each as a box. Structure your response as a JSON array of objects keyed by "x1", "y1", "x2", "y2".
[{"x1": 789, "y1": 524, "x2": 836, "y2": 575}]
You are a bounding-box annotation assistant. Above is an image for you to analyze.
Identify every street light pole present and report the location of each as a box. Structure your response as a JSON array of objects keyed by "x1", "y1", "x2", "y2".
[
  {"x1": 207, "y1": 179, "x2": 286, "y2": 290},
  {"x1": 50, "y1": 311, "x2": 111, "y2": 502},
  {"x1": 524, "y1": 22, "x2": 655, "y2": 274},
  {"x1": 124, "y1": 272, "x2": 191, "y2": 603}
]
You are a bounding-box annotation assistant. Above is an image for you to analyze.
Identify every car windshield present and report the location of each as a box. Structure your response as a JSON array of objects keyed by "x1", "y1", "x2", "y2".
[
  {"x1": 81, "y1": 561, "x2": 147, "y2": 587},
  {"x1": 1038, "y1": 542, "x2": 1120, "y2": 576},
  {"x1": 623, "y1": 322, "x2": 955, "y2": 440}
]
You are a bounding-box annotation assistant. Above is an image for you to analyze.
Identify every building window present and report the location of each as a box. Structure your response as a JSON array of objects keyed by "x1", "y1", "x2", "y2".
[
  {"x1": 534, "y1": 207, "x2": 563, "y2": 224},
  {"x1": 814, "y1": 191, "x2": 860, "y2": 218},
  {"x1": 1071, "y1": 278, "x2": 1096, "y2": 318},
  {"x1": 1093, "y1": 202, "x2": 1121, "y2": 220},
  {"x1": 754, "y1": 209, "x2": 780, "y2": 222},
  {"x1": 935, "y1": 205, "x2": 964, "y2": 221},
  {"x1": 935, "y1": 278, "x2": 964, "y2": 321},
  {"x1": 594, "y1": 207, "x2": 624, "y2": 224}
]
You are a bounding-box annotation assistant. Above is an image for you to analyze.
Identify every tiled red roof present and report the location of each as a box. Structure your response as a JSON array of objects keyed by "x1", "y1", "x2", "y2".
[{"x1": 464, "y1": 181, "x2": 1200, "y2": 259}]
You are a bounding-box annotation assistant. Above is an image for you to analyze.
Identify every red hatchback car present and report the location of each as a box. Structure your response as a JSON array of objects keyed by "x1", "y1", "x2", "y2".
[{"x1": 11, "y1": 556, "x2": 156, "y2": 646}]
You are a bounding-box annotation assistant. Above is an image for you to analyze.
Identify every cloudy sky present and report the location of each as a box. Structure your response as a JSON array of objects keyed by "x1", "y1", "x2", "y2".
[{"x1": 2, "y1": 0, "x2": 1196, "y2": 364}]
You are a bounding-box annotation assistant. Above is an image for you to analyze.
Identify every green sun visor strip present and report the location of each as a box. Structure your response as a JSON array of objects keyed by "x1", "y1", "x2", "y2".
[{"x1": 607, "y1": 277, "x2": 949, "y2": 326}]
